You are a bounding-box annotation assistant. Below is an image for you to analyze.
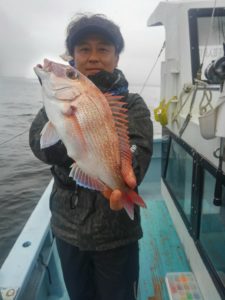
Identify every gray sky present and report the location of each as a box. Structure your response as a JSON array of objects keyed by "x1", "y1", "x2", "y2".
[{"x1": 0, "y1": 0, "x2": 165, "y2": 86}]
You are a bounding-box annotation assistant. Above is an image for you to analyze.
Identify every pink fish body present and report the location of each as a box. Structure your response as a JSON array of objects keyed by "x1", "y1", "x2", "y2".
[{"x1": 34, "y1": 59, "x2": 146, "y2": 219}]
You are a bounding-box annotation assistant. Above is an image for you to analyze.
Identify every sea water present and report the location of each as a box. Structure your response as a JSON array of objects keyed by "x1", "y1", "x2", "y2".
[{"x1": 0, "y1": 77, "x2": 50, "y2": 267}]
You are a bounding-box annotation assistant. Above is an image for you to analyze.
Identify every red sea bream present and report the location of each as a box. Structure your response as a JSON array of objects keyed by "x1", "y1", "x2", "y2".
[{"x1": 34, "y1": 59, "x2": 146, "y2": 219}]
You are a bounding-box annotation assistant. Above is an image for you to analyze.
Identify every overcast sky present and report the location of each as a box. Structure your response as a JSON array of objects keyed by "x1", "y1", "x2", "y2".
[{"x1": 0, "y1": 0, "x2": 166, "y2": 87}]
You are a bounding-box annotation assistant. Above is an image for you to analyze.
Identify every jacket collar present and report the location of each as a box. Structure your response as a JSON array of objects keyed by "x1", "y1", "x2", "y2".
[{"x1": 88, "y1": 69, "x2": 129, "y2": 96}]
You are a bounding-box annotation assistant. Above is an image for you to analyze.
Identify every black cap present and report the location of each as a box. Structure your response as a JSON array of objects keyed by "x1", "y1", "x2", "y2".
[{"x1": 66, "y1": 14, "x2": 124, "y2": 56}]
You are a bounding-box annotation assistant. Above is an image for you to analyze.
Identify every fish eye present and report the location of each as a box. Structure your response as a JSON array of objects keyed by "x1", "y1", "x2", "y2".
[{"x1": 66, "y1": 68, "x2": 79, "y2": 80}]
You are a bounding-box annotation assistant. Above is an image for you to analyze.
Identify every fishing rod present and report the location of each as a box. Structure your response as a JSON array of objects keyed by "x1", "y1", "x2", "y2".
[{"x1": 213, "y1": 137, "x2": 225, "y2": 206}]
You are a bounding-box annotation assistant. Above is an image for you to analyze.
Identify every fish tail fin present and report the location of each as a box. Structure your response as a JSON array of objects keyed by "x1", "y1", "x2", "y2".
[
  {"x1": 127, "y1": 190, "x2": 147, "y2": 208},
  {"x1": 121, "y1": 196, "x2": 134, "y2": 220},
  {"x1": 121, "y1": 190, "x2": 146, "y2": 220}
]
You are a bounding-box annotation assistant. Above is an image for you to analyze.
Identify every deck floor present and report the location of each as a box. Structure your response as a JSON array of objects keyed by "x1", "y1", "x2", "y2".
[{"x1": 138, "y1": 180, "x2": 191, "y2": 300}]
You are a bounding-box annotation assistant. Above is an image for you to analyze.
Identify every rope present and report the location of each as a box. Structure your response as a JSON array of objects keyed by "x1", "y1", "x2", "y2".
[
  {"x1": 171, "y1": 79, "x2": 213, "y2": 137},
  {"x1": 199, "y1": 85, "x2": 213, "y2": 114},
  {"x1": 172, "y1": 84, "x2": 195, "y2": 123},
  {"x1": 139, "y1": 41, "x2": 166, "y2": 95},
  {"x1": 0, "y1": 128, "x2": 29, "y2": 146}
]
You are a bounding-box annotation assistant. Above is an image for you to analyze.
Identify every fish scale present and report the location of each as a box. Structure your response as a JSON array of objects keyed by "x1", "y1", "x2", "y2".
[
  {"x1": 77, "y1": 95, "x2": 119, "y2": 176},
  {"x1": 81, "y1": 94, "x2": 120, "y2": 172}
]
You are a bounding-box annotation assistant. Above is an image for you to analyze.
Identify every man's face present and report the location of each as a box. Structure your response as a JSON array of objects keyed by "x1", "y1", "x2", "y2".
[{"x1": 73, "y1": 34, "x2": 119, "y2": 76}]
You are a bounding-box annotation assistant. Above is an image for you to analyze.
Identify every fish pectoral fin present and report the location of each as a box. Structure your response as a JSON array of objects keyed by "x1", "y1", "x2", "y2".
[
  {"x1": 69, "y1": 162, "x2": 105, "y2": 191},
  {"x1": 55, "y1": 89, "x2": 76, "y2": 100},
  {"x1": 40, "y1": 121, "x2": 60, "y2": 149}
]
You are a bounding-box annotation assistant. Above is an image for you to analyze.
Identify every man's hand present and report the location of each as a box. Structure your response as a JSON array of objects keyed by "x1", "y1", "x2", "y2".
[
  {"x1": 102, "y1": 170, "x2": 137, "y2": 211},
  {"x1": 102, "y1": 188, "x2": 124, "y2": 210}
]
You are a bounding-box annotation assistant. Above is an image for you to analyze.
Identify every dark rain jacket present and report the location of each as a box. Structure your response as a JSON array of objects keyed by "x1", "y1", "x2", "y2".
[{"x1": 29, "y1": 69, "x2": 153, "y2": 251}]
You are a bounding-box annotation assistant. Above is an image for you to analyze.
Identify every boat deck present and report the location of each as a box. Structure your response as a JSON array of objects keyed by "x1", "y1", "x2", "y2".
[{"x1": 138, "y1": 180, "x2": 190, "y2": 300}]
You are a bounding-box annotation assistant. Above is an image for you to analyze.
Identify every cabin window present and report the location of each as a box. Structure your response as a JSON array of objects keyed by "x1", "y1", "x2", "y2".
[
  {"x1": 198, "y1": 16, "x2": 225, "y2": 81},
  {"x1": 163, "y1": 129, "x2": 225, "y2": 295},
  {"x1": 199, "y1": 170, "x2": 225, "y2": 288},
  {"x1": 165, "y1": 139, "x2": 193, "y2": 222},
  {"x1": 188, "y1": 8, "x2": 225, "y2": 83}
]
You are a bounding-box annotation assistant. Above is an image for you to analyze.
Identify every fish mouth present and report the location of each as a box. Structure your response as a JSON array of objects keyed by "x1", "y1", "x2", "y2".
[
  {"x1": 33, "y1": 59, "x2": 54, "y2": 85},
  {"x1": 34, "y1": 63, "x2": 43, "y2": 71},
  {"x1": 34, "y1": 59, "x2": 52, "y2": 74},
  {"x1": 33, "y1": 64, "x2": 44, "y2": 85},
  {"x1": 34, "y1": 58, "x2": 80, "y2": 86}
]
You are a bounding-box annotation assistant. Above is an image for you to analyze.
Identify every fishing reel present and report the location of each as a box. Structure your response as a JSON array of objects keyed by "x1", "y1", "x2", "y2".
[{"x1": 204, "y1": 55, "x2": 225, "y2": 84}]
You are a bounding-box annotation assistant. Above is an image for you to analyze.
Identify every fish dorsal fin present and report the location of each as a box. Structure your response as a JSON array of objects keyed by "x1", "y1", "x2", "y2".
[
  {"x1": 104, "y1": 93, "x2": 126, "y2": 107},
  {"x1": 69, "y1": 162, "x2": 105, "y2": 191},
  {"x1": 105, "y1": 94, "x2": 132, "y2": 180},
  {"x1": 40, "y1": 121, "x2": 60, "y2": 148}
]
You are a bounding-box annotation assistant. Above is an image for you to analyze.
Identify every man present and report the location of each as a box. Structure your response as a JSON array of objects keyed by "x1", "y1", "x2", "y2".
[{"x1": 30, "y1": 13, "x2": 153, "y2": 300}]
